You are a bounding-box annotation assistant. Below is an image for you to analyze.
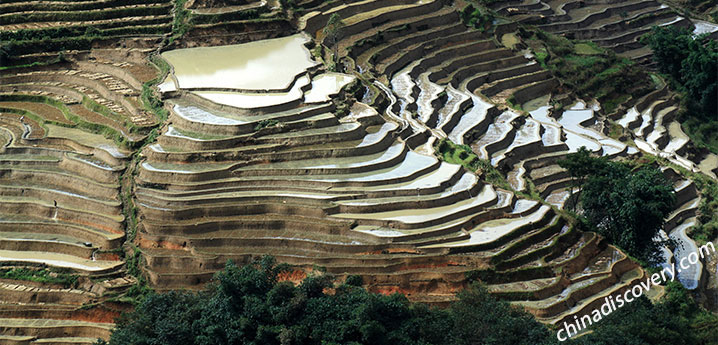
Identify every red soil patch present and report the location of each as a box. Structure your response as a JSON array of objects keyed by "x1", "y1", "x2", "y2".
[
  {"x1": 370, "y1": 286, "x2": 415, "y2": 296},
  {"x1": 371, "y1": 283, "x2": 466, "y2": 296},
  {"x1": 95, "y1": 252, "x2": 121, "y2": 261},
  {"x1": 59, "y1": 217, "x2": 124, "y2": 235},
  {"x1": 277, "y1": 269, "x2": 307, "y2": 284},
  {"x1": 68, "y1": 306, "x2": 124, "y2": 324},
  {"x1": 126, "y1": 64, "x2": 158, "y2": 84},
  {"x1": 87, "y1": 52, "x2": 159, "y2": 84},
  {"x1": 0, "y1": 277, "x2": 67, "y2": 290}
]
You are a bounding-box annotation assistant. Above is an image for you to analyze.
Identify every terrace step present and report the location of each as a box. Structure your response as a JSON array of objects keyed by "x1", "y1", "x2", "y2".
[
  {"x1": 0, "y1": 318, "x2": 112, "y2": 341},
  {"x1": 375, "y1": 30, "x2": 477, "y2": 77},
  {"x1": 540, "y1": 267, "x2": 644, "y2": 326},
  {"x1": 434, "y1": 52, "x2": 523, "y2": 86},
  {"x1": 0, "y1": 249, "x2": 123, "y2": 274},
  {"x1": 339, "y1": 5, "x2": 458, "y2": 56},
  {"x1": 488, "y1": 276, "x2": 564, "y2": 301},
  {"x1": 435, "y1": 205, "x2": 555, "y2": 250},
  {"x1": 355, "y1": 22, "x2": 466, "y2": 71},
  {"x1": 435, "y1": 85, "x2": 471, "y2": 134},
  {"x1": 301, "y1": 0, "x2": 416, "y2": 34},
  {"x1": 333, "y1": 184, "x2": 500, "y2": 230},
  {"x1": 492, "y1": 216, "x2": 567, "y2": 268},
  {"x1": 495, "y1": 0, "x2": 685, "y2": 62},
  {"x1": 32, "y1": 336, "x2": 99, "y2": 344},
  {"x1": 0, "y1": 281, "x2": 96, "y2": 306},
  {"x1": 334, "y1": 172, "x2": 481, "y2": 213},
  {"x1": 87, "y1": 4, "x2": 709, "y2": 331},
  {"x1": 470, "y1": 111, "x2": 521, "y2": 161},
  {"x1": 446, "y1": 93, "x2": 497, "y2": 146},
  {"x1": 491, "y1": 117, "x2": 543, "y2": 168}
]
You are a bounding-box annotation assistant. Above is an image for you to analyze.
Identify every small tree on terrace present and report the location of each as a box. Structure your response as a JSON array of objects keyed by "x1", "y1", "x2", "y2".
[
  {"x1": 322, "y1": 13, "x2": 345, "y2": 70},
  {"x1": 558, "y1": 146, "x2": 602, "y2": 211},
  {"x1": 559, "y1": 150, "x2": 676, "y2": 264},
  {"x1": 581, "y1": 162, "x2": 675, "y2": 264}
]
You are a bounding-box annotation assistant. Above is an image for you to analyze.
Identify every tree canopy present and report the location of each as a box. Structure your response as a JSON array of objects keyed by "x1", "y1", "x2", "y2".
[
  {"x1": 323, "y1": 13, "x2": 345, "y2": 69},
  {"x1": 99, "y1": 257, "x2": 557, "y2": 345},
  {"x1": 559, "y1": 150, "x2": 676, "y2": 264},
  {"x1": 644, "y1": 25, "x2": 718, "y2": 153},
  {"x1": 98, "y1": 257, "x2": 718, "y2": 345}
]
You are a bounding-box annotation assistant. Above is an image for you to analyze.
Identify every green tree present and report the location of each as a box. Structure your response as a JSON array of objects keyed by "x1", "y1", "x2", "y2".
[
  {"x1": 562, "y1": 152, "x2": 676, "y2": 264},
  {"x1": 322, "y1": 13, "x2": 345, "y2": 70},
  {"x1": 104, "y1": 290, "x2": 202, "y2": 345},
  {"x1": 100, "y1": 257, "x2": 717, "y2": 345},
  {"x1": 0, "y1": 43, "x2": 10, "y2": 66},
  {"x1": 558, "y1": 147, "x2": 602, "y2": 210},
  {"x1": 279, "y1": 0, "x2": 296, "y2": 10},
  {"x1": 460, "y1": 4, "x2": 495, "y2": 31},
  {"x1": 84, "y1": 26, "x2": 101, "y2": 38},
  {"x1": 99, "y1": 257, "x2": 564, "y2": 345},
  {"x1": 680, "y1": 36, "x2": 717, "y2": 120},
  {"x1": 644, "y1": 26, "x2": 692, "y2": 81},
  {"x1": 448, "y1": 284, "x2": 558, "y2": 345},
  {"x1": 644, "y1": 26, "x2": 718, "y2": 152}
]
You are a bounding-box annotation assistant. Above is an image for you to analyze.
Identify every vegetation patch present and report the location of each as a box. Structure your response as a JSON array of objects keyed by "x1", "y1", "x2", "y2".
[
  {"x1": 506, "y1": 94, "x2": 522, "y2": 111},
  {"x1": 460, "y1": 4, "x2": 495, "y2": 32},
  {"x1": 559, "y1": 148, "x2": 676, "y2": 265},
  {"x1": 0, "y1": 94, "x2": 137, "y2": 148},
  {"x1": 98, "y1": 257, "x2": 558, "y2": 345},
  {"x1": 573, "y1": 42, "x2": 602, "y2": 55},
  {"x1": 574, "y1": 281, "x2": 718, "y2": 345},
  {"x1": 98, "y1": 257, "x2": 718, "y2": 345},
  {"x1": 0, "y1": 267, "x2": 79, "y2": 288},
  {"x1": 0, "y1": 5, "x2": 171, "y2": 26},
  {"x1": 323, "y1": 13, "x2": 345, "y2": 71},
  {"x1": 142, "y1": 55, "x2": 171, "y2": 123},
  {"x1": 119, "y1": 246, "x2": 153, "y2": 305},
  {"x1": 254, "y1": 119, "x2": 279, "y2": 131},
  {"x1": 521, "y1": 28, "x2": 653, "y2": 114},
  {"x1": 692, "y1": 177, "x2": 718, "y2": 245},
  {"x1": 170, "y1": 0, "x2": 192, "y2": 44},
  {"x1": 435, "y1": 138, "x2": 510, "y2": 190},
  {"x1": 643, "y1": 26, "x2": 718, "y2": 153},
  {"x1": 192, "y1": 8, "x2": 266, "y2": 25}
]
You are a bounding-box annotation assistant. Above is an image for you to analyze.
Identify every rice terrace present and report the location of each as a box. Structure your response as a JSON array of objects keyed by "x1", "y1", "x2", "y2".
[{"x1": 0, "y1": 0, "x2": 717, "y2": 344}]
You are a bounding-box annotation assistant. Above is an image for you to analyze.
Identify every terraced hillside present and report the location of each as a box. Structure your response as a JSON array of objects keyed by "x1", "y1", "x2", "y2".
[
  {"x1": 0, "y1": 49, "x2": 158, "y2": 343},
  {"x1": 612, "y1": 89, "x2": 718, "y2": 179},
  {"x1": 316, "y1": 0, "x2": 715, "y2": 277},
  {"x1": 1, "y1": 0, "x2": 716, "y2": 343},
  {"x1": 293, "y1": 0, "x2": 715, "y2": 316},
  {"x1": 135, "y1": 5, "x2": 679, "y2": 331},
  {"x1": 1, "y1": 51, "x2": 161, "y2": 143},
  {"x1": 0, "y1": 0, "x2": 173, "y2": 65},
  {"x1": 487, "y1": 0, "x2": 701, "y2": 64}
]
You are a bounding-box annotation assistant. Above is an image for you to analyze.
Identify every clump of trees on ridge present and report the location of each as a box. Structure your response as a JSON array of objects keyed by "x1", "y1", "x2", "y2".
[{"x1": 97, "y1": 256, "x2": 717, "y2": 345}]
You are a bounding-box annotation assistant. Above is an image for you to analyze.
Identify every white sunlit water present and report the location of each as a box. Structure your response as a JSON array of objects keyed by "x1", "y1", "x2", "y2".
[
  {"x1": 193, "y1": 75, "x2": 310, "y2": 109},
  {"x1": 162, "y1": 33, "x2": 318, "y2": 91},
  {"x1": 304, "y1": 73, "x2": 356, "y2": 103}
]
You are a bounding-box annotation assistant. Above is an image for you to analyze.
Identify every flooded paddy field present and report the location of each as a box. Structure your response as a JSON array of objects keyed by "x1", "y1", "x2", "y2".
[{"x1": 162, "y1": 34, "x2": 319, "y2": 91}]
